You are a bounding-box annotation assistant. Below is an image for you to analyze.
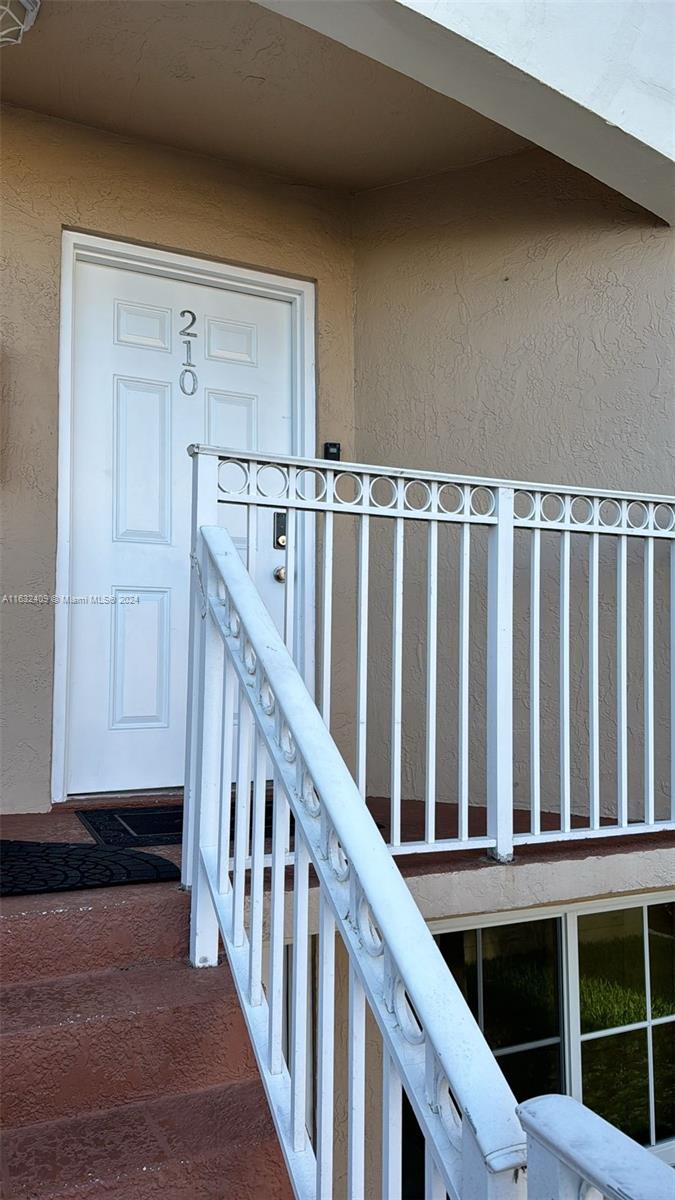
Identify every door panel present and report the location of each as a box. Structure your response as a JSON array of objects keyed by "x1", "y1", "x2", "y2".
[{"x1": 66, "y1": 260, "x2": 303, "y2": 795}]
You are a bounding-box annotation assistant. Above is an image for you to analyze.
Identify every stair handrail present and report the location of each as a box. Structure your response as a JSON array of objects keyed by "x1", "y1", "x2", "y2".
[
  {"x1": 191, "y1": 523, "x2": 526, "y2": 1197},
  {"x1": 518, "y1": 1095, "x2": 675, "y2": 1200}
]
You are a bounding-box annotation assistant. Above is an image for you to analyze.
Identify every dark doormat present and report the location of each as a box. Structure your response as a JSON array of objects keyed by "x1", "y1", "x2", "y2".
[
  {"x1": 77, "y1": 805, "x2": 184, "y2": 848},
  {"x1": 0, "y1": 841, "x2": 180, "y2": 897},
  {"x1": 76, "y1": 799, "x2": 278, "y2": 849}
]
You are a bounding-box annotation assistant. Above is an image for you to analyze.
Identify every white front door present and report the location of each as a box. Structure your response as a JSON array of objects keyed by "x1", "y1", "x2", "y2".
[{"x1": 64, "y1": 249, "x2": 312, "y2": 796}]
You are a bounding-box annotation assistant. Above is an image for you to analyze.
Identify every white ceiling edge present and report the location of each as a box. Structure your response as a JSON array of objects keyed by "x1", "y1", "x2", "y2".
[{"x1": 256, "y1": 0, "x2": 675, "y2": 224}]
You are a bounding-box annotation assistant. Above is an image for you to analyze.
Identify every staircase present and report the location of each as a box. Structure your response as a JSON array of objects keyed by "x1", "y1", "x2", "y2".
[{"x1": 0, "y1": 880, "x2": 293, "y2": 1200}]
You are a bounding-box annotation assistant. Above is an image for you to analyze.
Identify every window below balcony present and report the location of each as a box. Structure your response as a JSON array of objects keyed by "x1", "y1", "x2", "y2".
[{"x1": 430, "y1": 895, "x2": 674, "y2": 1165}]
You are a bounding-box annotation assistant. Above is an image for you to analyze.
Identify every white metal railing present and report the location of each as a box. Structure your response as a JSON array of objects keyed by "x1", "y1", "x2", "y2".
[
  {"x1": 187, "y1": 522, "x2": 527, "y2": 1199},
  {"x1": 183, "y1": 445, "x2": 675, "y2": 872},
  {"x1": 518, "y1": 1095, "x2": 674, "y2": 1199}
]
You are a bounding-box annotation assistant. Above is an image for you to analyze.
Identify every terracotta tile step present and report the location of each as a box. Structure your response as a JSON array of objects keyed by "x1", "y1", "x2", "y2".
[
  {"x1": 1, "y1": 959, "x2": 257, "y2": 1128},
  {"x1": 0, "y1": 882, "x2": 190, "y2": 984},
  {"x1": 0, "y1": 1080, "x2": 293, "y2": 1200}
]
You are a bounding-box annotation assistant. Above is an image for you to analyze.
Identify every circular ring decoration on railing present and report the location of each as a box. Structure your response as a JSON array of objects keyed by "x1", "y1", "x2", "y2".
[
  {"x1": 260, "y1": 676, "x2": 276, "y2": 716},
  {"x1": 541, "y1": 492, "x2": 566, "y2": 523},
  {"x1": 327, "y1": 825, "x2": 350, "y2": 882},
  {"x1": 626, "y1": 500, "x2": 649, "y2": 531},
  {"x1": 433, "y1": 1068, "x2": 463, "y2": 1146},
  {"x1": 279, "y1": 721, "x2": 296, "y2": 763},
  {"x1": 654, "y1": 502, "x2": 675, "y2": 532},
  {"x1": 356, "y1": 892, "x2": 384, "y2": 957},
  {"x1": 578, "y1": 1184, "x2": 603, "y2": 1200},
  {"x1": 334, "y1": 471, "x2": 363, "y2": 506},
  {"x1": 228, "y1": 607, "x2": 241, "y2": 639},
  {"x1": 469, "y1": 486, "x2": 496, "y2": 518},
  {"x1": 403, "y1": 479, "x2": 432, "y2": 512},
  {"x1": 392, "y1": 977, "x2": 425, "y2": 1045},
  {"x1": 437, "y1": 483, "x2": 465, "y2": 516},
  {"x1": 570, "y1": 495, "x2": 594, "y2": 526},
  {"x1": 296, "y1": 466, "x2": 327, "y2": 503},
  {"x1": 369, "y1": 475, "x2": 398, "y2": 509},
  {"x1": 218, "y1": 459, "x2": 249, "y2": 496},
  {"x1": 301, "y1": 769, "x2": 321, "y2": 817},
  {"x1": 243, "y1": 638, "x2": 257, "y2": 675},
  {"x1": 598, "y1": 498, "x2": 622, "y2": 528},
  {"x1": 257, "y1": 463, "x2": 289, "y2": 500},
  {"x1": 514, "y1": 490, "x2": 536, "y2": 521}
]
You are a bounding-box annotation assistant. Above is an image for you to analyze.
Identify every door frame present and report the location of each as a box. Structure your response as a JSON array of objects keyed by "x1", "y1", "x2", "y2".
[{"x1": 53, "y1": 230, "x2": 317, "y2": 803}]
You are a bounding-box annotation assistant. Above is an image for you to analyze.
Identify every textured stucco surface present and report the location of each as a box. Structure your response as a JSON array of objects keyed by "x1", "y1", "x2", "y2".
[
  {"x1": 0, "y1": 104, "x2": 355, "y2": 813},
  {"x1": 352, "y1": 149, "x2": 675, "y2": 815},
  {"x1": 2, "y1": 108, "x2": 674, "y2": 822}
]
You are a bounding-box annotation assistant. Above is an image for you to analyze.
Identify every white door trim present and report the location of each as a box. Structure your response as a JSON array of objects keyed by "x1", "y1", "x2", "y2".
[{"x1": 53, "y1": 231, "x2": 316, "y2": 803}]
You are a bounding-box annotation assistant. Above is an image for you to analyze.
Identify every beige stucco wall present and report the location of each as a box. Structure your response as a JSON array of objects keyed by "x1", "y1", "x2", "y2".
[
  {"x1": 352, "y1": 149, "x2": 675, "y2": 818},
  {"x1": 2, "y1": 110, "x2": 673, "y2": 822},
  {"x1": 0, "y1": 104, "x2": 355, "y2": 814}
]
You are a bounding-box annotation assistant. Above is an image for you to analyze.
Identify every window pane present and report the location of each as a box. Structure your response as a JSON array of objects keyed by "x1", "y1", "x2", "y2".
[
  {"x1": 649, "y1": 904, "x2": 675, "y2": 1018},
  {"x1": 578, "y1": 908, "x2": 646, "y2": 1033},
  {"x1": 482, "y1": 919, "x2": 560, "y2": 1049},
  {"x1": 437, "y1": 930, "x2": 479, "y2": 1018},
  {"x1": 653, "y1": 1021, "x2": 675, "y2": 1142},
  {"x1": 497, "y1": 1043, "x2": 563, "y2": 1103},
  {"x1": 582, "y1": 1029, "x2": 650, "y2": 1144}
]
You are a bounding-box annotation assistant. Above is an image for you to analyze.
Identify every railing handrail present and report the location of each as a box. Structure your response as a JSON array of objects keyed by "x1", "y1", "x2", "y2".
[
  {"x1": 188, "y1": 442, "x2": 675, "y2": 508},
  {"x1": 518, "y1": 1095, "x2": 674, "y2": 1200},
  {"x1": 201, "y1": 522, "x2": 526, "y2": 1171}
]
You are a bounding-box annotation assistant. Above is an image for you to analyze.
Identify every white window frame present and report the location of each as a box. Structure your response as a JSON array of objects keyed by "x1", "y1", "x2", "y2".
[{"x1": 430, "y1": 890, "x2": 675, "y2": 1164}]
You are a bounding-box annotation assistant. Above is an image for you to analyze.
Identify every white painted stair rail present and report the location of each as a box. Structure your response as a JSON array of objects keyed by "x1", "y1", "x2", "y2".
[
  {"x1": 188, "y1": 522, "x2": 527, "y2": 1200},
  {"x1": 183, "y1": 445, "x2": 675, "y2": 884},
  {"x1": 518, "y1": 1095, "x2": 675, "y2": 1200}
]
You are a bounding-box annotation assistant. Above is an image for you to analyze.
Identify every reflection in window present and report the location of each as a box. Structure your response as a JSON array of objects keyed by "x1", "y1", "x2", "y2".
[
  {"x1": 653, "y1": 1021, "x2": 675, "y2": 1142},
  {"x1": 497, "y1": 1042, "x2": 562, "y2": 1104},
  {"x1": 482, "y1": 920, "x2": 560, "y2": 1050},
  {"x1": 578, "y1": 907, "x2": 646, "y2": 1033},
  {"x1": 438, "y1": 919, "x2": 563, "y2": 1096},
  {"x1": 649, "y1": 903, "x2": 675, "y2": 1019},
  {"x1": 582, "y1": 1029, "x2": 650, "y2": 1145}
]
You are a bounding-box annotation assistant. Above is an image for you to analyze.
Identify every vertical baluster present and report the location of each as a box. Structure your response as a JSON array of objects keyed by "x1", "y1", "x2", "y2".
[
  {"x1": 530, "y1": 522, "x2": 541, "y2": 835},
  {"x1": 644, "y1": 530, "x2": 655, "y2": 825},
  {"x1": 285, "y1": 499, "x2": 297, "y2": 656},
  {"x1": 248, "y1": 729, "x2": 267, "y2": 1006},
  {"x1": 423, "y1": 1041, "x2": 445, "y2": 1198},
  {"x1": 617, "y1": 530, "x2": 629, "y2": 826},
  {"x1": 560, "y1": 513, "x2": 571, "y2": 833},
  {"x1": 671, "y1": 540, "x2": 675, "y2": 821},
  {"x1": 217, "y1": 653, "x2": 237, "y2": 894},
  {"x1": 268, "y1": 774, "x2": 287, "y2": 1074},
  {"x1": 458, "y1": 509, "x2": 471, "y2": 841},
  {"x1": 391, "y1": 486, "x2": 405, "y2": 847},
  {"x1": 425, "y1": 492, "x2": 439, "y2": 844},
  {"x1": 189, "y1": 546, "x2": 224, "y2": 967},
  {"x1": 316, "y1": 894, "x2": 336, "y2": 1200},
  {"x1": 348, "y1": 962, "x2": 366, "y2": 1199},
  {"x1": 321, "y1": 501, "x2": 334, "y2": 724},
  {"x1": 424, "y1": 1148, "x2": 446, "y2": 1200},
  {"x1": 182, "y1": 451, "x2": 220, "y2": 887},
  {"x1": 382, "y1": 1050, "x2": 402, "y2": 1200},
  {"x1": 290, "y1": 831, "x2": 310, "y2": 1151},
  {"x1": 246, "y1": 486, "x2": 257, "y2": 576},
  {"x1": 356, "y1": 509, "x2": 370, "y2": 797},
  {"x1": 232, "y1": 700, "x2": 253, "y2": 948},
  {"x1": 487, "y1": 487, "x2": 515, "y2": 861},
  {"x1": 589, "y1": 527, "x2": 601, "y2": 829}
]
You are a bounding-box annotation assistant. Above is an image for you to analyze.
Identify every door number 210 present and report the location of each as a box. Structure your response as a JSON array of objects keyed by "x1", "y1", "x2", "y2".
[{"x1": 178, "y1": 309, "x2": 198, "y2": 396}]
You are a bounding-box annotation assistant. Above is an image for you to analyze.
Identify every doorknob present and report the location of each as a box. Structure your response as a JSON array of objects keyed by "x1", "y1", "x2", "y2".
[{"x1": 273, "y1": 566, "x2": 286, "y2": 583}]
